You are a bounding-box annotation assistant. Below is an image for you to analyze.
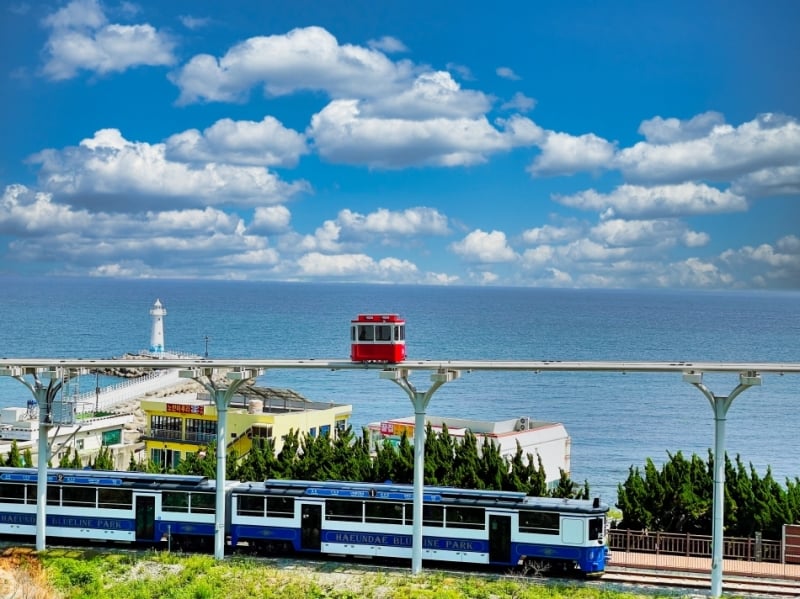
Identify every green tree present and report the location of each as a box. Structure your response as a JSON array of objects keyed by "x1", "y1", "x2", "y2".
[{"x1": 5, "y1": 440, "x2": 24, "y2": 467}]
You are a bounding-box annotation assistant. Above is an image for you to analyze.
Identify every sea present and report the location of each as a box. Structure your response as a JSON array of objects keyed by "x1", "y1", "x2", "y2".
[{"x1": 1, "y1": 276, "x2": 798, "y2": 504}]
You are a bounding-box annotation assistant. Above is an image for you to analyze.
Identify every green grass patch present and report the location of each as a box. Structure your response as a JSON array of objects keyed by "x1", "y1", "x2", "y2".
[{"x1": 35, "y1": 549, "x2": 700, "y2": 598}]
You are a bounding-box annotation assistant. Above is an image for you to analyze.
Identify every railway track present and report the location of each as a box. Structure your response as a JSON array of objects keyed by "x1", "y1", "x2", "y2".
[{"x1": 603, "y1": 565, "x2": 800, "y2": 597}]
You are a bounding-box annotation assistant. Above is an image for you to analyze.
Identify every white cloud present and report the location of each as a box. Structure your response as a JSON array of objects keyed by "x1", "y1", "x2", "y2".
[
  {"x1": 496, "y1": 66, "x2": 520, "y2": 80},
  {"x1": 361, "y1": 71, "x2": 492, "y2": 119},
  {"x1": 309, "y1": 100, "x2": 541, "y2": 168},
  {"x1": 337, "y1": 207, "x2": 449, "y2": 238},
  {"x1": 521, "y1": 224, "x2": 581, "y2": 245},
  {"x1": 528, "y1": 131, "x2": 616, "y2": 176},
  {"x1": 165, "y1": 116, "x2": 308, "y2": 167},
  {"x1": 295, "y1": 251, "x2": 417, "y2": 279},
  {"x1": 731, "y1": 165, "x2": 800, "y2": 197},
  {"x1": 590, "y1": 218, "x2": 709, "y2": 249},
  {"x1": 367, "y1": 36, "x2": 408, "y2": 53},
  {"x1": 250, "y1": 205, "x2": 291, "y2": 234},
  {"x1": 450, "y1": 229, "x2": 517, "y2": 263},
  {"x1": 170, "y1": 26, "x2": 416, "y2": 104},
  {"x1": 616, "y1": 113, "x2": 800, "y2": 184},
  {"x1": 638, "y1": 111, "x2": 725, "y2": 144},
  {"x1": 555, "y1": 183, "x2": 748, "y2": 218},
  {"x1": 501, "y1": 92, "x2": 536, "y2": 113},
  {"x1": 41, "y1": 0, "x2": 176, "y2": 80},
  {"x1": 29, "y1": 129, "x2": 309, "y2": 210},
  {"x1": 179, "y1": 15, "x2": 211, "y2": 30}
]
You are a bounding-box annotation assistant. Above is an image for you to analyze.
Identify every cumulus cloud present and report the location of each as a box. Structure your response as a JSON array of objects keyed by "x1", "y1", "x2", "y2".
[
  {"x1": 521, "y1": 223, "x2": 582, "y2": 245},
  {"x1": 528, "y1": 131, "x2": 617, "y2": 176},
  {"x1": 616, "y1": 113, "x2": 800, "y2": 184},
  {"x1": 638, "y1": 111, "x2": 726, "y2": 144},
  {"x1": 29, "y1": 128, "x2": 309, "y2": 210},
  {"x1": 41, "y1": 0, "x2": 176, "y2": 80},
  {"x1": 165, "y1": 116, "x2": 308, "y2": 167},
  {"x1": 337, "y1": 207, "x2": 449, "y2": 238},
  {"x1": 555, "y1": 183, "x2": 748, "y2": 218},
  {"x1": 170, "y1": 26, "x2": 416, "y2": 104},
  {"x1": 590, "y1": 218, "x2": 709, "y2": 249},
  {"x1": 450, "y1": 229, "x2": 517, "y2": 263},
  {"x1": 310, "y1": 100, "x2": 541, "y2": 168},
  {"x1": 296, "y1": 251, "x2": 418, "y2": 280},
  {"x1": 249, "y1": 205, "x2": 292, "y2": 234}
]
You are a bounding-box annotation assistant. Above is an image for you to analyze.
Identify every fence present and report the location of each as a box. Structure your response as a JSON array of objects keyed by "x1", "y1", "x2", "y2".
[{"x1": 609, "y1": 528, "x2": 781, "y2": 561}]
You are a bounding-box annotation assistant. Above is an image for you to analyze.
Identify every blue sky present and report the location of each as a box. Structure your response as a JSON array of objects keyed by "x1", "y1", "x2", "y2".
[{"x1": 1, "y1": 0, "x2": 798, "y2": 289}]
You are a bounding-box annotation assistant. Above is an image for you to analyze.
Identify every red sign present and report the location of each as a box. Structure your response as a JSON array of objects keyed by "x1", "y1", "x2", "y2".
[
  {"x1": 380, "y1": 422, "x2": 394, "y2": 435},
  {"x1": 166, "y1": 403, "x2": 205, "y2": 415}
]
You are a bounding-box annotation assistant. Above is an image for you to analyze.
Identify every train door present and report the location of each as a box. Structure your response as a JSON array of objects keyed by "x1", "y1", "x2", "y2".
[
  {"x1": 489, "y1": 515, "x2": 512, "y2": 563},
  {"x1": 135, "y1": 495, "x2": 156, "y2": 542},
  {"x1": 300, "y1": 504, "x2": 322, "y2": 551}
]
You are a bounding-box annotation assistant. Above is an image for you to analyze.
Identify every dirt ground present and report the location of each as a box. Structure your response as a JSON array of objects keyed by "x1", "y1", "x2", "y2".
[{"x1": 0, "y1": 548, "x2": 56, "y2": 599}]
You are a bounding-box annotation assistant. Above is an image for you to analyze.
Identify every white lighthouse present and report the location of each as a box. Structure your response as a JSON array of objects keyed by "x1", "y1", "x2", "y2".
[{"x1": 149, "y1": 299, "x2": 167, "y2": 357}]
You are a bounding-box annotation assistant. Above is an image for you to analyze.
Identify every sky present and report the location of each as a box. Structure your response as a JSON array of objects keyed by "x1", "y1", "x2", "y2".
[{"x1": 1, "y1": 0, "x2": 799, "y2": 289}]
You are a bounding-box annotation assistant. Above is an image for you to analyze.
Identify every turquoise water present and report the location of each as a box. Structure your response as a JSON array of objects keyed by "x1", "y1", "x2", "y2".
[{"x1": 1, "y1": 276, "x2": 798, "y2": 502}]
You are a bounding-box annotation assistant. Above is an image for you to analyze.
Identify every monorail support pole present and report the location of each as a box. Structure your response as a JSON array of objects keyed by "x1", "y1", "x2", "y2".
[
  {"x1": 380, "y1": 368, "x2": 460, "y2": 575},
  {"x1": 0, "y1": 368, "x2": 63, "y2": 552},
  {"x1": 683, "y1": 371, "x2": 761, "y2": 599},
  {"x1": 180, "y1": 368, "x2": 260, "y2": 561}
]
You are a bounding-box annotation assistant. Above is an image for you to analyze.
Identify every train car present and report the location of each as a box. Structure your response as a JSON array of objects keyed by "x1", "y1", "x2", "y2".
[
  {"x1": 230, "y1": 479, "x2": 609, "y2": 574},
  {"x1": 0, "y1": 467, "x2": 218, "y2": 545},
  {"x1": 350, "y1": 314, "x2": 406, "y2": 363}
]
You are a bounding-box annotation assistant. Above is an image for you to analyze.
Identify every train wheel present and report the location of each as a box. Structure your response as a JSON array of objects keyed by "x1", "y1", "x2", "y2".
[{"x1": 523, "y1": 558, "x2": 552, "y2": 578}]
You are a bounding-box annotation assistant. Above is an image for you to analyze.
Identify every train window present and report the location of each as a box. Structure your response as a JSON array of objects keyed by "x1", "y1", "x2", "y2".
[
  {"x1": 446, "y1": 506, "x2": 485, "y2": 530},
  {"x1": 46, "y1": 486, "x2": 61, "y2": 506},
  {"x1": 365, "y1": 501, "x2": 403, "y2": 525},
  {"x1": 395, "y1": 325, "x2": 404, "y2": 341},
  {"x1": 326, "y1": 499, "x2": 363, "y2": 522},
  {"x1": 266, "y1": 497, "x2": 294, "y2": 518},
  {"x1": 589, "y1": 517, "x2": 605, "y2": 540},
  {"x1": 419, "y1": 504, "x2": 444, "y2": 527},
  {"x1": 191, "y1": 492, "x2": 215, "y2": 513},
  {"x1": 62, "y1": 485, "x2": 97, "y2": 507},
  {"x1": 98, "y1": 488, "x2": 133, "y2": 509},
  {"x1": 358, "y1": 326, "x2": 374, "y2": 341},
  {"x1": 162, "y1": 491, "x2": 189, "y2": 512},
  {"x1": 376, "y1": 325, "x2": 392, "y2": 341},
  {"x1": 237, "y1": 495, "x2": 265, "y2": 517},
  {"x1": 519, "y1": 511, "x2": 560, "y2": 535},
  {"x1": 0, "y1": 483, "x2": 25, "y2": 504}
]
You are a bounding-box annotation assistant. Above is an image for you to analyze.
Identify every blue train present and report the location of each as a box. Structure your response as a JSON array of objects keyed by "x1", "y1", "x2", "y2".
[{"x1": 0, "y1": 467, "x2": 609, "y2": 575}]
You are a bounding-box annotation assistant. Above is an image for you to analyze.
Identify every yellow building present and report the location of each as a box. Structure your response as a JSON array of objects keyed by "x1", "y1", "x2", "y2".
[{"x1": 141, "y1": 386, "x2": 351, "y2": 469}]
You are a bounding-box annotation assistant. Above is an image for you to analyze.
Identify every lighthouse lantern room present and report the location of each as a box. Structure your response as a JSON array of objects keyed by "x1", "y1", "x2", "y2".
[{"x1": 149, "y1": 299, "x2": 167, "y2": 357}]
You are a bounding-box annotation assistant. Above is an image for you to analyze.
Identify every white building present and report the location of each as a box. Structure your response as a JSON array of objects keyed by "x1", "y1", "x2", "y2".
[
  {"x1": 0, "y1": 406, "x2": 136, "y2": 470},
  {"x1": 366, "y1": 415, "x2": 571, "y2": 490}
]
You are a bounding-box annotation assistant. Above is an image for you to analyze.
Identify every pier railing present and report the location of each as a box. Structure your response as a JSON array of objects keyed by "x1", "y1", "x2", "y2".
[
  {"x1": 68, "y1": 370, "x2": 182, "y2": 413},
  {"x1": 608, "y1": 528, "x2": 781, "y2": 562}
]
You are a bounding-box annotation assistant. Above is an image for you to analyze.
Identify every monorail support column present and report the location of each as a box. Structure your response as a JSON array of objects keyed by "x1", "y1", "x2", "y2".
[
  {"x1": 683, "y1": 371, "x2": 761, "y2": 599},
  {"x1": 180, "y1": 367, "x2": 262, "y2": 560},
  {"x1": 380, "y1": 368, "x2": 460, "y2": 575},
  {"x1": 0, "y1": 367, "x2": 64, "y2": 552}
]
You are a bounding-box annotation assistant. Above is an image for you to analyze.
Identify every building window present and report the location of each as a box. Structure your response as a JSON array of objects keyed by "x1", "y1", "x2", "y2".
[
  {"x1": 186, "y1": 418, "x2": 216, "y2": 443},
  {"x1": 151, "y1": 415, "x2": 182, "y2": 440}
]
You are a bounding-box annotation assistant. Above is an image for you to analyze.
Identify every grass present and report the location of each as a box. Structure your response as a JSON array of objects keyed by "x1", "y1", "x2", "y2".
[{"x1": 2, "y1": 547, "x2": 706, "y2": 599}]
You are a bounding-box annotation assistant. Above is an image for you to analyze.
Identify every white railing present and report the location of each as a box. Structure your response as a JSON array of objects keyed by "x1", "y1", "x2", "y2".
[{"x1": 70, "y1": 369, "x2": 182, "y2": 413}]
